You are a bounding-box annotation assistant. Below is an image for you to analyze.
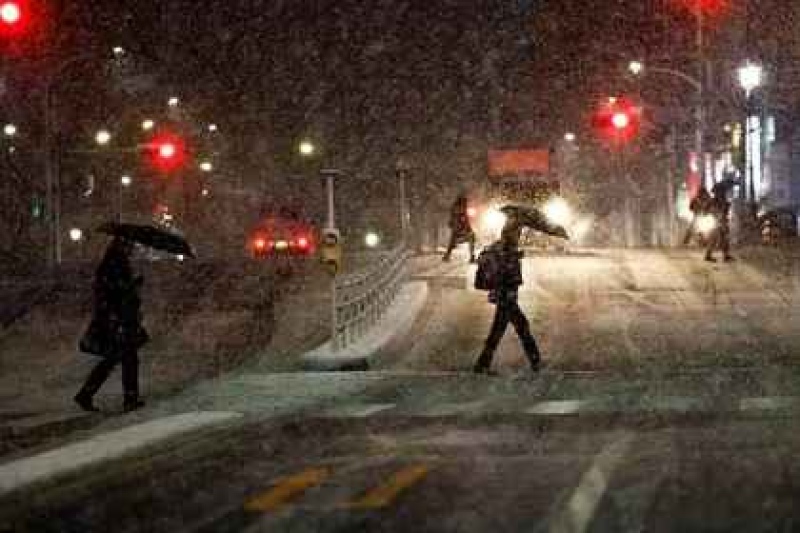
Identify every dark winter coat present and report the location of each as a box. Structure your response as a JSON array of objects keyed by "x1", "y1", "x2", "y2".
[{"x1": 90, "y1": 242, "x2": 148, "y2": 357}]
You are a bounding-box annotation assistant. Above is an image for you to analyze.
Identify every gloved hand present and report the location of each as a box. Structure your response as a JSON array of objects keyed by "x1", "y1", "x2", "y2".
[{"x1": 551, "y1": 226, "x2": 570, "y2": 240}]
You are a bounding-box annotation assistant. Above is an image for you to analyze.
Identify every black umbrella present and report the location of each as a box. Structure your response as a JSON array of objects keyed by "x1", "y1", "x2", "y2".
[{"x1": 97, "y1": 222, "x2": 195, "y2": 257}]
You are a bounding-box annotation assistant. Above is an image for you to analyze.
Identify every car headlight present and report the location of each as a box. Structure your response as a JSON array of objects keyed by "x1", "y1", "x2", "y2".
[
  {"x1": 697, "y1": 215, "x2": 717, "y2": 234},
  {"x1": 543, "y1": 197, "x2": 573, "y2": 227},
  {"x1": 482, "y1": 207, "x2": 507, "y2": 235}
]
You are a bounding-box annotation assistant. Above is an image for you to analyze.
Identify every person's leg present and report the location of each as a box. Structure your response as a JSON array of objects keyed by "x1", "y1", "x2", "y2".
[
  {"x1": 683, "y1": 217, "x2": 697, "y2": 245},
  {"x1": 721, "y1": 225, "x2": 734, "y2": 260},
  {"x1": 443, "y1": 231, "x2": 457, "y2": 261},
  {"x1": 507, "y1": 301, "x2": 542, "y2": 368},
  {"x1": 120, "y1": 348, "x2": 143, "y2": 411},
  {"x1": 75, "y1": 357, "x2": 118, "y2": 410},
  {"x1": 475, "y1": 303, "x2": 510, "y2": 372},
  {"x1": 704, "y1": 227, "x2": 719, "y2": 262},
  {"x1": 468, "y1": 232, "x2": 477, "y2": 263}
]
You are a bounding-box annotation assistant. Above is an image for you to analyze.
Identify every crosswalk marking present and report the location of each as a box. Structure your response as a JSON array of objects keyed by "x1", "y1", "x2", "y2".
[
  {"x1": 343, "y1": 464, "x2": 430, "y2": 510},
  {"x1": 243, "y1": 467, "x2": 330, "y2": 513},
  {"x1": 527, "y1": 400, "x2": 587, "y2": 415}
]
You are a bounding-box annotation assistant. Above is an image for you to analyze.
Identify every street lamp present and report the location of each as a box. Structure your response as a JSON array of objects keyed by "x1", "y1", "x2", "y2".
[
  {"x1": 612, "y1": 112, "x2": 630, "y2": 130},
  {"x1": 208, "y1": 124, "x2": 218, "y2": 133},
  {"x1": 3, "y1": 123, "x2": 16, "y2": 137},
  {"x1": 199, "y1": 161, "x2": 213, "y2": 173},
  {"x1": 141, "y1": 119, "x2": 155, "y2": 131},
  {"x1": 738, "y1": 61, "x2": 764, "y2": 97},
  {"x1": 95, "y1": 129, "x2": 112, "y2": 146},
  {"x1": 628, "y1": 60, "x2": 644, "y2": 76},
  {"x1": 120, "y1": 175, "x2": 132, "y2": 187},
  {"x1": 299, "y1": 140, "x2": 315, "y2": 157},
  {"x1": 68, "y1": 228, "x2": 83, "y2": 242},
  {"x1": 564, "y1": 132, "x2": 576, "y2": 142},
  {"x1": 112, "y1": 46, "x2": 125, "y2": 57},
  {"x1": 168, "y1": 96, "x2": 180, "y2": 108}
]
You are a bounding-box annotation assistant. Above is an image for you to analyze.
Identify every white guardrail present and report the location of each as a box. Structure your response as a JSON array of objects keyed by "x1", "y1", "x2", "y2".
[{"x1": 331, "y1": 247, "x2": 410, "y2": 351}]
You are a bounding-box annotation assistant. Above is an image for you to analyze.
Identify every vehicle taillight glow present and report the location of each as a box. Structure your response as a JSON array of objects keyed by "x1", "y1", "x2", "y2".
[
  {"x1": 298, "y1": 237, "x2": 309, "y2": 249},
  {"x1": 253, "y1": 238, "x2": 267, "y2": 251}
]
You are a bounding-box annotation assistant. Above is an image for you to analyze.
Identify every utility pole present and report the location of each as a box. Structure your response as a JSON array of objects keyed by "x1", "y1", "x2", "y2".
[{"x1": 694, "y1": 1, "x2": 707, "y2": 191}]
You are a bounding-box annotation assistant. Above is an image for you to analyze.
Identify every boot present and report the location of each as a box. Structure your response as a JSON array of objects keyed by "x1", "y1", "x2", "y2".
[
  {"x1": 704, "y1": 254, "x2": 717, "y2": 263},
  {"x1": 74, "y1": 392, "x2": 100, "y2": 412},
  {"x1": 473, "y1": 364, "x2": 498, "y2": 376},
  {"x1": 123, "y1": 396, "x2": 145, "y2": 413}
]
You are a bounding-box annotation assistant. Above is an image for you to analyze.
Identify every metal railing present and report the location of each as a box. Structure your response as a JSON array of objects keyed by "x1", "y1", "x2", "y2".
[{"x1": 331, "y1": 246, "x2": 410, "y2": 351}]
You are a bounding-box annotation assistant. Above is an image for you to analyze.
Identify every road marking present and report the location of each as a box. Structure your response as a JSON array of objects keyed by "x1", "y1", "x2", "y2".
[
  {"x1": 344, "y1": 464, "x2": 430, "y2": 510},
  {"x1": 324, "y1": 403, "x2": 397, "y2": 418},
  {"x1": 548, "y1": 433, "x2": 635, "y2": 533},
  {"x1": 0, "y1": 411, "x2": 242, "y2": 496},
  {"x1": 527, "y1": 400, "x2": 587, "y2": 415},
  {"x1": 243, "y1": 467, "x2": 331, "y2": 513},
  {"x1": 740, "y1": 397, "x2": 799, "y2": 412}
]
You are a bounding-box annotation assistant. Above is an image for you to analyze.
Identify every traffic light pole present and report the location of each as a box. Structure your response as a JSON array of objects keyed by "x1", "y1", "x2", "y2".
[{"x1": 695, "y1": 2, "x2": 707, "y2": 191}]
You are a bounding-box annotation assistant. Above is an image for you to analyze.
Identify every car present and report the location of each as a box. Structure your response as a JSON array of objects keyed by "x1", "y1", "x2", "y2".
[{"x1": 248, "y1": 209, "x2": 317, "y2": 259}]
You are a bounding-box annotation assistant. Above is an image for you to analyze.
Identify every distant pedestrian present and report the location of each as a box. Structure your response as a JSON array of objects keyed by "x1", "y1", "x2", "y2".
[
  {"x1": 443, "y1": 192, "x2": 477, "y2": 263},
  {"x1": 75, "y1": 237, "x2": 148, "y2": 412},
  {"x1": 473, "y1": 205, "x2": 568, "y2": 375},
  {"x1": 705, "y1": 181, "x2": 735, "y2": 263},
  {"x1": 683, "y1": 186, "x2": 712, "y2": 246}
]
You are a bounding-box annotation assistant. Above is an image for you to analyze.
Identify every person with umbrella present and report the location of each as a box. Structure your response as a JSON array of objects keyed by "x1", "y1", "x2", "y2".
[
  {"x1": 473, "y1": 205, "x2": 569, "y2": 375},
  {"x1": 75, "y1": 223, "x2": 193, "y2": 412}
]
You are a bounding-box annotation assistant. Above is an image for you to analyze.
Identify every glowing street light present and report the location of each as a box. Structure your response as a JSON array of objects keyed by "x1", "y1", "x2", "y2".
[
  {"x1": 168, "y1": 96, "x2": 180, "y2": 108},
  {"x1": 738, "y1": 61, "x2": 764, "y2": 97},
  {"x1": 365, "y1": 232, "x2": 380, "y2": 248},
  {"x1": 564, "y1": 132, "x2": 576, "y2": 142},
  {"x1": 95, "y1": 129, "x2": 112, "y2": 146},
  {"x1": 3, "y1": 123, "x2": 16, "y2": 137},
  {"x1": 208, "y1": 124, "x2": 218, "y2": 133},
  {"x1": 69, "y1": 228, "x2": 83, "y2": 242},
  {"x1": 299, "y1": 140, "x2": 315, "y2": 157},
  {"x1": 199, "y1": 161, "x2": 213, "y2": 172},
  {"x1": 112, "y1": 46, "x2": 125, "y2": 57},
  {"x1": 141, "y1": 119, "x2": 155, "y2": 131},
  {"x1": 120, "y1": 175, "x2": 133, "y2": 187}
]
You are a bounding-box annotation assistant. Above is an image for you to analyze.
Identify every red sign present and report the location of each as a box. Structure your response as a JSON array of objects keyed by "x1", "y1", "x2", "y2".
[{"x1": 488, "y1": 149, "x2": 550, "y2": 178}]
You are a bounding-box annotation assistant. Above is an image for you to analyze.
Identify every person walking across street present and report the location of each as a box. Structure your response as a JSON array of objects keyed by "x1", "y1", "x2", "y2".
[
  {"x1": 443, "y1": 192, "x2": 477, "y2": 263},
  {"x1": 75, "y1": 237, "x2": 148, "y2": 412},
  {"x1": 473, "y1": 205, "x2": 568, "y2": 375},
  {"x1": 683, "y1": 186, "x2": 712, "y2": 246},
  {"x1": 705, "y1": 181, "x2": 735, "y2": 263}
]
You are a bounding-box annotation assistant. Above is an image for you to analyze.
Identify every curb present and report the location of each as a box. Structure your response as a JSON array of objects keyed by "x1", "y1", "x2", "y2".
[
  {"x1": 0, "y1": 411, "x2": 242, "y2": 497},
  {"x1": 301, "y1": 281, "x2": 429, "y2": 371}
]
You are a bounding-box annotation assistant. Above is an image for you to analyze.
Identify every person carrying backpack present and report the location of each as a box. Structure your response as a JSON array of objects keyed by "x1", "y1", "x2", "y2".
[{"x1": 473, "y1": 205, "x2": 569, "y2": 375}]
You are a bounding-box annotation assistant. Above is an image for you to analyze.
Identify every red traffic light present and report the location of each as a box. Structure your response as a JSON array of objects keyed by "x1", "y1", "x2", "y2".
[
  {"x1": 147, "y1": 133, "x2": 186, "y2": 172},
  {"x1": 612, "y1": 112, "x2": 631, "y2": 130},
  {"x1": 0, "y1": 2, "x2": 21, "y2": 25},
  {"x1": 592, "y1": 97, "x2": 641, "y2": 144}
]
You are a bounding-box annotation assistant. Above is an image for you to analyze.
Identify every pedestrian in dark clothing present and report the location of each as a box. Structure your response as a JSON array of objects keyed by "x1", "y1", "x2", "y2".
[
  {"x1": 474, "y1": 205, "x2": 568, "y2": 375},
  {"x1": 705, "y1": 182, "x2": 734, "y2": 263},
  {"x1": 443, "y1": 193, "x2": 476, "y2": 263},
  {"x1": 683, "y1": 186, "x2": 712, "y2": 246},
  {"x1": 75, "y1": 237, "x2": 148, "y2": 412}
]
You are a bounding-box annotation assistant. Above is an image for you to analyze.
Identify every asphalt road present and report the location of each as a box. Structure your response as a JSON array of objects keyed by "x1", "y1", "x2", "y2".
[{"x1": 4, "y1": 248, "x2": 800, "y2": 532}]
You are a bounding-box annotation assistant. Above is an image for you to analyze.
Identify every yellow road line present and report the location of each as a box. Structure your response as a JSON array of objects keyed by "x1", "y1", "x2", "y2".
[
  {"x1": 345, "y1": 464, "x2": 430, "y2": 510},
  {"x1": 244, "y1": 467, "x2": 330, "y2": 513}
]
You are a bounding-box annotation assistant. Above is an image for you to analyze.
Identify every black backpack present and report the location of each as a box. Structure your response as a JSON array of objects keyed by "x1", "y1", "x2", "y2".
[{"x1": 474, "y1": 246, "x2": 502, "y2": 291}]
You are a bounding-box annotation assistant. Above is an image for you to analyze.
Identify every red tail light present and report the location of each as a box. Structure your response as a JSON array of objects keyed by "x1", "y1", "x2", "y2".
[
  {"x1": 253, "y1": 237, "x2": 267, "y2": 251},
  {"x1": 298, "y1": 237, "x2": 310, "y2": 249}
]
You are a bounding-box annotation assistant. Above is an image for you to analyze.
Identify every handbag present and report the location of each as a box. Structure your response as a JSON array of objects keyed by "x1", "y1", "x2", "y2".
[{"x1": 79, "y1": 316, "x2": 114, "y2": 357}]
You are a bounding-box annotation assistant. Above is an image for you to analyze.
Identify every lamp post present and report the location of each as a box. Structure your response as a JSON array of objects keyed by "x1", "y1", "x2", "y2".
[
  {"x1": 738, "y1": 61, "x2": 764, "y2": 210},
  {"x1": 395, "y1": 159, "x2": 411, "y2": 246}
]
